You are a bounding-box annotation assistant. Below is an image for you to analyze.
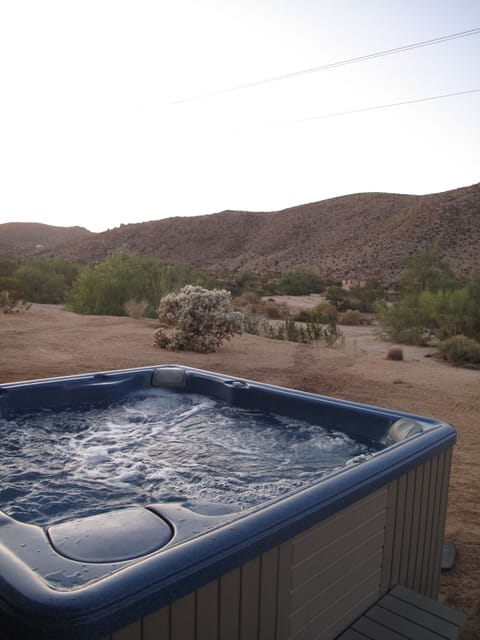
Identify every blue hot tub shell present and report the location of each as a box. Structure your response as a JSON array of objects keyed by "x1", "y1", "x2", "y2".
[{"x1": 0, "y1": 366, "x2": 456, "y2": 640}]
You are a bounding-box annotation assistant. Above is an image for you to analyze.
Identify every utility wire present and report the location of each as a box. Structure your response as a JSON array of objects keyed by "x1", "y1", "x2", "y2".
[
  {"x1": 248, "y1": 88, "x2": 480, "y2": 130},
  {"x1": 169, "y1": 27, "x2": 480, "y2": 106}
]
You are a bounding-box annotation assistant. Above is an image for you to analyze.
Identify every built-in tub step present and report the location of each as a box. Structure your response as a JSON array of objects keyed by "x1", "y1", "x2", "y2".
[{"x1": 336, "y1": 585, "x2": 466, "y2": 639}]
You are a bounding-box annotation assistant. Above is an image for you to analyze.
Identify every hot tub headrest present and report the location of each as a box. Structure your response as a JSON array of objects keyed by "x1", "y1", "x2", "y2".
[
  {"x1": 151, "y1": 367, "x2": 187, "y2": 388},
  {"x1": 388, "y1": 418, "x2": 423, "y2": 442}
]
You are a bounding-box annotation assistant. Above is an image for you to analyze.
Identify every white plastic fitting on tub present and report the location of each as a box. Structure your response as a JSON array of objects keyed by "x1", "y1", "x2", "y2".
[{"x1": 388, "y1": 418, "x2": 423, "y2": 442}]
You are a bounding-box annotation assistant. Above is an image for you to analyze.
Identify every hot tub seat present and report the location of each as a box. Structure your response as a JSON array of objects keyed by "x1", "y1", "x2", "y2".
[{"x1": 48, "y1": 507, "x2": 173, "y2": 563}]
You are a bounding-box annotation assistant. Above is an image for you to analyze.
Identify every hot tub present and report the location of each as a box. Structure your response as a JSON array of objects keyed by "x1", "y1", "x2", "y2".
[{"x1": 0, "y1": 365, "x2": 456, "y2": 640}]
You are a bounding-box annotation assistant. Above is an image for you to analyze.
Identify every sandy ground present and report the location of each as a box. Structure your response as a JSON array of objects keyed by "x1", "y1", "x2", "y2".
[{"x1": 0, "y1": 303, "x2": 479, "y2": 638}]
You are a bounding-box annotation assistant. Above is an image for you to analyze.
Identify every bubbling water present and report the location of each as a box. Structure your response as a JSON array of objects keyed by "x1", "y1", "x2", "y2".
[{"x1": 0, "y1": 390, "x2": 379, "y2": 526}]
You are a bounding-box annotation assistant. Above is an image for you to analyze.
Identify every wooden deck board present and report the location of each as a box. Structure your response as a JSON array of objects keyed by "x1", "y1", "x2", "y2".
[{"x1": 336, "y1": 585, "x2": 465, "y2": 640}]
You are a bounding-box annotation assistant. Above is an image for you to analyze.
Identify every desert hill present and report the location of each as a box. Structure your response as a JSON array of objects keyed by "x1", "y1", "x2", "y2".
[
  {"x1": 2, "y1": 183, "x2": 479, "y2": 281},
  {"x1": 0, "y1": 222, "x2": 92, "y2": 255}
]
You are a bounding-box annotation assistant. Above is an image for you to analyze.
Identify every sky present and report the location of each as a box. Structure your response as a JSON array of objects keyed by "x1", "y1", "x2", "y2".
[{"x1": 0, "y1": 0, "x2": 479, "y2": 232}]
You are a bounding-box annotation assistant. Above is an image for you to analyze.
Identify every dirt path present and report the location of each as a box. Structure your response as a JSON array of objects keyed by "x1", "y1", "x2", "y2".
[{"x1": 1, "y1": 304, "x2": 479, "y2": 637}]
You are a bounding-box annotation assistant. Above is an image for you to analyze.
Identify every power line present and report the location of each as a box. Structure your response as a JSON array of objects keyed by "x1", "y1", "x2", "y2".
[
  {"x1": 168, "y1": 27, "x2": 480, "y2": 106},
  {"x1": 248, "y1": 88, "x2": 480, "y2": 130}
]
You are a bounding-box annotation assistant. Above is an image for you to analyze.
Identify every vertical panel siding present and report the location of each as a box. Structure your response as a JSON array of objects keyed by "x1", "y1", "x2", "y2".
[
  {"x1": 196, "y1": 580, "x2": 219, "y2": 640},
  {"x1": 219, "y1": 568, "x2": 241, "y2": 640},
  {"x1": 381, "y1": 450, "x2": 450, "y2": 600},
  {"x1": 110, "y1": 620, "x2": 142, "y2": 640},
  {"x1": 405, "y1": 464, "x2": 424, "y2": 588},
  {"x1": 428, "y1": 447, "x2": 452, "y2": 598},
  {"x1": 258, "y1": 548, "x2": 279, "y2": 640},
  {"x1": 276, "y1": 541, "x2": 294, "y2": 640},
  {"x1": 105, "y1": 450, "x2": 453, "y2": 640},
  {"x1": 143, "y1": 606, "x2": 170, "y2": 640},
  {"x1": 171, "y1": 592, "x2": 196, "y2": 640},
  {"x1": 412, "y1": 458, "x2": 432, "y2": 594},
  {"x1": 288, "y1": 489, "x2": 387, "y2": 640},
  {"x1": 239, "y1": 558, "x2": 261, "y2": 640}
]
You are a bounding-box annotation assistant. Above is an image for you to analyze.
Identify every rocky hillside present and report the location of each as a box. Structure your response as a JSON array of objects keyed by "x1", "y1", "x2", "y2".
[
  {"x1": 0, "y1": 222, "x2": 91, "y2": 255},
  {"x1": 3, "y1": 183, "x2": 479, "y2": 281}
]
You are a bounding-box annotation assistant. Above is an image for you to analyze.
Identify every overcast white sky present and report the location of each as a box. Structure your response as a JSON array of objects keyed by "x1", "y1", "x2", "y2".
[{"x1": 1, "y1": 0, "x2": 479, "y2": 232}]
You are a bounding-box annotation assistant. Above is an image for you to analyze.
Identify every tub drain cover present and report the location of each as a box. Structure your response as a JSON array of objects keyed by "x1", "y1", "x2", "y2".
[{"x1": 48, "y1": 507, "x2": 172, "y2": 562}]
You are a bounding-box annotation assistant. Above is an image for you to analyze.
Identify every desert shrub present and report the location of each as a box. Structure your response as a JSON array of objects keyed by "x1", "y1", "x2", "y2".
[
  {"x1": 380, "y1": 276, "x2": 480, "y2": 345},
  {"x1": 0, "y1": 290, "x2": 31, "y2": 313},
  {"x1": 378, "y1": 249, "x2": 480, "y2": 346},
  {"x1": 311, "y1": 301, "x2": 337, "y2": 322},
  {"x1": 322, "y1": 321, "x2": 345, "y2": 347},
  {"x1": 262, "y1": 319, "x2": 343, "y2": 347},
  {"x1": 326, "y1": 280, "x2": 385, "y2": 313},
  {"x1": 153, "y1": 285, "x2": 244, "y2": 353},
  {"x1": 67, "y1": 249, "x2": 195, "y2": 317},
  {"x1": 438, "y1": 335, "x2": 480, "y2": 366},
  {"x1": 339, "y1": 309, "x2": 363, "y2": 325},
  {"x1": 293, "y1": 302, "x2": 337, "y2": 324},
  {"x1": 124, "y1": 299, "x2": 148, "y2": 319},
  {"x1": 243, "y1": 312, "x2": 260, "y2": 335},
  {"x1": 277, "y1": 269, "x2": 324, "y2": 296},
  {"x1": 234, "y1": 296, "x2": 290, "y2": 320},
  {"x1": 292, "y1": 309, "x2": 311, "y2": 322},
  {"x1": 208, "y1": 271, "x2": 277, "y2": 297},
  {"x1": 400, "y1": 248, "x2": 458, "y2": 294},
  {"x1": 8, "y1": 258, "x2": 80, "y2": 304},
  {"x1": 260, "y1": 301, "x2": 289, "y2": 319},
  {"x1": 378, "y1": 295, "x2": 431, "y2": 345},
  {"x1": 263, "y1": 320, "x2": 311, "y2": 343},
  {"x1": 232, "y1": 291, "x2": 260, "y2": 307}
]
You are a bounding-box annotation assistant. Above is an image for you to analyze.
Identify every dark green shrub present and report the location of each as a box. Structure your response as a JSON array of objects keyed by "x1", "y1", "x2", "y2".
[
  {"x1": 277, "y1": 269, "x2": 324, "y2": 296},
  {"x1": 66, "y1": 249, "x2": 195, "y2": 317},
  {"x1": 400, "y1": 248, "x2": 458, "y2": 294},
  {"x1": 14, "y1": 258, "x2": 81, "y2": 303},
  {"x1": 438, "y1": 335, "x2": 480, "y2": 366}
]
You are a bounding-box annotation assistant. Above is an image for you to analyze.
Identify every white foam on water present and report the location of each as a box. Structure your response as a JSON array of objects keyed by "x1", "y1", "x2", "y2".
[{"x1": 0, "y1": 390, "x2": 378, "y2": 526}]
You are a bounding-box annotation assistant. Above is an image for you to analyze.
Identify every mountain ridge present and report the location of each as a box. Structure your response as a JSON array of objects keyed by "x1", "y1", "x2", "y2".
[{"x1": 1, "y1": 183, "x2": 479, "y2": 282}]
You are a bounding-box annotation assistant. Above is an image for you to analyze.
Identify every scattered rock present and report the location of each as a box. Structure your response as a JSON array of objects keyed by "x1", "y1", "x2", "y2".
[{"x1": 393, "y1": 378, "x2": 403, "y2": 384}]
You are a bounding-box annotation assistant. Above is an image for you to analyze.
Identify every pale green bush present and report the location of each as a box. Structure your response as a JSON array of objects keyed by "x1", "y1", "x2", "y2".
[
  {"x1": 153, "y1": 285, "x2": 245, "y2": 353},
  {"x1": 438, "y1": 335, "x2": 480, "y2": 366},
  {"x1": 262, "y1": 319, "x2": 344, "y2": 347}
]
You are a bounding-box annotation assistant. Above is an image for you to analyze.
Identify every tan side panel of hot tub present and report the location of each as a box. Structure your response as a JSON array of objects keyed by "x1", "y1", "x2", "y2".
[
  {"x1": 107, "y1": 542, "x2": 293, "y2": 640},
  {"x1": 107, "y1": 489, "x2": 387, "y2": 640},
  {"x1": 380, "y1": 448, "x2": 452, "y2": 599},
  {"x1": 288, "y1": 489, "x2": 388, "y2": 640}
]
